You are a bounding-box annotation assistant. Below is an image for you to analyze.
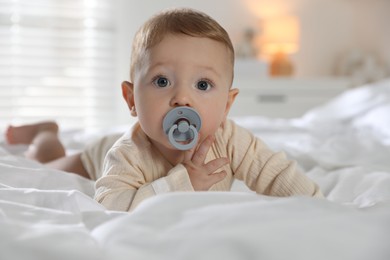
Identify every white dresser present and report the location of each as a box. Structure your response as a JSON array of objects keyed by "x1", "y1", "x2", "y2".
[{"x1": 229, "y1": 77, "x2": 350, "y2": 118}]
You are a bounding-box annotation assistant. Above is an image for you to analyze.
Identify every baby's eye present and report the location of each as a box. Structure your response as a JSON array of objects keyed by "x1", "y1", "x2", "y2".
[
  {"x1": 196, "y1": 80, "x2": 212, "y2": 91},
  {"x1": 153, "y1": 76, "x2": 170, "y2": 88}
]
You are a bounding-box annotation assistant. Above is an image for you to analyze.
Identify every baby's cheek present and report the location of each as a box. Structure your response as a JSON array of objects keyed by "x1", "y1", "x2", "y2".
[{"x1": 200, "y1": 123, "x2": 219, "y2": 139}]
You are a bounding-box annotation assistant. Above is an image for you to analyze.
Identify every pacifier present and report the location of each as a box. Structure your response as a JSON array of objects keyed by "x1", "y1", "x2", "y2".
[{"x1": 162, "y1": 107, "x2": 202, "y2": 150}]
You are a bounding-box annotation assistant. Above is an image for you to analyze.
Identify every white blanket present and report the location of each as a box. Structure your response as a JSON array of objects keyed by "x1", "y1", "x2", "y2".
[{"x1": 1, "y1": 79, "x2": 390, "y2": 260}]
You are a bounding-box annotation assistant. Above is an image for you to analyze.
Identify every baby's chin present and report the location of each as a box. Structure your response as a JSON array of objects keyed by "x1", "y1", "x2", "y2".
[
  {"x1": 150, "y1": 131, "x2": 197, "y2": 152},
  {"x1": 166, "y1": 140, "x2": 192, "y2": 150},
  {"x1": 151, "y1": 137, "x2": 184, "y2": 152}
]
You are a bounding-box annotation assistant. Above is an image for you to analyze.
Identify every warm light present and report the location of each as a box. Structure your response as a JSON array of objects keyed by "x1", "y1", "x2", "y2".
[
  {"x1": 260, "y1": 16, "x2": 300, "y2": 76},
  {"x1": 261, "y1": 16, "x2": 300, "y2": 55}
]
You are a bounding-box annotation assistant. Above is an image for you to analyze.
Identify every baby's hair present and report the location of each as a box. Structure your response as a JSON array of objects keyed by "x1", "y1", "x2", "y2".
[{"x1": 129, "y1": 8, "x2": 235, "y2": 84}]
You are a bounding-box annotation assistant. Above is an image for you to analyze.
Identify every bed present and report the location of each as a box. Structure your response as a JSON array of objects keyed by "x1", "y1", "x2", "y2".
[{"x1": 1, "y1": 79, "x2": 390, "y2": 260}]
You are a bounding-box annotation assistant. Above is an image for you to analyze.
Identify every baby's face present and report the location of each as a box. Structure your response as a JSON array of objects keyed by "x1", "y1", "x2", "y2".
[{"x1": 132, "y1": 34, "x2": 236, "y2": 151}]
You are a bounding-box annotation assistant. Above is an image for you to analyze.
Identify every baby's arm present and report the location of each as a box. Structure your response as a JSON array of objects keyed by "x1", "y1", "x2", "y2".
[
  {"x1": 226, "y1": 121, "x2": 322, "y2": 197},
  {"x1": 94, "y1": 147, "x2": 194, "y2": 212},
  {"x1": 95, "y1": 166, "x2": 194, "y2": 212}
]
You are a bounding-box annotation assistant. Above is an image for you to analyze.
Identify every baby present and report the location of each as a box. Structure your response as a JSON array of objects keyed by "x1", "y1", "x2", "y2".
[{"x1": 94, "y1": 8, "x2": 323, "y2": 212}]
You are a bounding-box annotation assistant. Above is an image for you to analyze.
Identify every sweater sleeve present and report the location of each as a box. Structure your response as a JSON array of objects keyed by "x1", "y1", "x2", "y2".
[
  {"x1": 94, "y1": 146, "x2": 194, "y2": 212},
  {"x1": 223, "y1": 120, "x2": 322, "y2": 198}
]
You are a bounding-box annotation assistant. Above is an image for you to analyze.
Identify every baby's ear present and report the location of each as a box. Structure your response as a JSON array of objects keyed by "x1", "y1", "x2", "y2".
[
  {"x1": 121, "y1": 81, "x2": 137, "y2": 116},
  {"x1": 224, "y1": 88, "x2": 239, "y2": 119}
]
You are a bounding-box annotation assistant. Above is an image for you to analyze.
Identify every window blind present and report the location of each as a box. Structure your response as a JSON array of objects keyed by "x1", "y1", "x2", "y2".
[{"x1": 0, "y1": 0, "x2": 116, "y2": 131}]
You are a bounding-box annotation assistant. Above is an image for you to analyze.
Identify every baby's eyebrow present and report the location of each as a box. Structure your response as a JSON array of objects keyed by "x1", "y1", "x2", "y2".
[{"x1": 147, "y1": 61, "x2": 222, "y2": 78}]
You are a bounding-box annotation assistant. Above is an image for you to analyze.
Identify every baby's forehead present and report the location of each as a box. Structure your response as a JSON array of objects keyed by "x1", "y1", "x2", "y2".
[
  {"x1": 146, "y1": 34, "x2": 233, "y2": 61},
  {"x1": 132, "y1": 34, "x2": 234, "y2": 84},
  {"x1": 148, "y1": 33, "x2": 227, "y2": 50},
  {"x1": 149, "y1": 37, "x2": 231, "y2": 66}
]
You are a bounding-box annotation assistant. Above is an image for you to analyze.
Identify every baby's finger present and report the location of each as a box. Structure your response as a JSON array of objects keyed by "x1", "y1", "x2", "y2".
[
  {"x1": 183, "y1": 132, "x2": 202, "y2": 162},
  {"x1": 204, "y1": 157, "x2": 229, "y2": 174},
  {"x1": 209, "y1": 170, "x2": 227, "y2": 184},
  {"x1": 183, "y1": 147, "x2": 195, "y2": 162},
  {"x1": 192, "y1": 135, "x2": 214, "y2": 165}
]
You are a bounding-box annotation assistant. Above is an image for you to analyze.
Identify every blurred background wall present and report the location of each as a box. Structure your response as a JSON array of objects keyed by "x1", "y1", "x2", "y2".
[
  {"x1": 1, "y1": 0, "x2": 389, "y2": 130},
  {"x1": 113, "y1": 0, "x2": 390, "y2": 124}
]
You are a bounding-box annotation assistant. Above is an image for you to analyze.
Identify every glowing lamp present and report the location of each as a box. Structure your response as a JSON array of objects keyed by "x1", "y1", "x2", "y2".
[{"x1": 261, "y1": 16, "x2": 300, "y2": 77}]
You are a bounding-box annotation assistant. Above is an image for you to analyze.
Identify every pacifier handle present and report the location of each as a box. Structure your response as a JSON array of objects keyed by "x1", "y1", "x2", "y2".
[{"x1": 167, "y1": 123, "x2": 198, "y2": 151}]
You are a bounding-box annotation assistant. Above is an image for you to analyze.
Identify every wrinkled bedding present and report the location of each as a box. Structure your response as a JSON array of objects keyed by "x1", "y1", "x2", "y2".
[{"x1": 1, "y1": 79, "x2": 390, "y2": 260}]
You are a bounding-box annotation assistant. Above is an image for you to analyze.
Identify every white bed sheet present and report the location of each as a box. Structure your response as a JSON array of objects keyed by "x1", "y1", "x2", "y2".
[{"x1": 1, "y1": 79, "x2": 390, "y2": 260}]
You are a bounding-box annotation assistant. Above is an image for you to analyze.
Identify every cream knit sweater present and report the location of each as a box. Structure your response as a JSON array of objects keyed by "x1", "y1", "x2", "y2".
[{"x1": 95, "y1": 119, "x2": 322, "y2": 212}]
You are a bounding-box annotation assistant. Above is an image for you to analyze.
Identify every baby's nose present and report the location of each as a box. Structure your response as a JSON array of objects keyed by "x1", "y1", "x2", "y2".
[{"x1": 169, "y1": 88, "x2": 192, "y2": 107}]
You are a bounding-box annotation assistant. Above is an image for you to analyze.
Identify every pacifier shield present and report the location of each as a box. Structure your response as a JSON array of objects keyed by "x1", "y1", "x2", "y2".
[{"x1": 162, "y1": 107, "x2": 202, "y2": 150}]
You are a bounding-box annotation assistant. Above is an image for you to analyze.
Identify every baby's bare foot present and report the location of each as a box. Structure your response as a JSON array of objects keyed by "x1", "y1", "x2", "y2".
[{"x1": 5, "y1": 122, "x2": 59, "y2": 144}]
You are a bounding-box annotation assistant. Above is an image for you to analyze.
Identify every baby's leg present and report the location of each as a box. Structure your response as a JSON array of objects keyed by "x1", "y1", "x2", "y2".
[
  {"x1": 25, "y1": 131, "x2": 66, "y2": 163},
  {"x1": 6, "y1": 121, "x2": 91, "y2": 179},
  {"x1": 6, "y1": 122, "x2": 59, "y2": 144},
  {"x1": 46, "y1": 153, "x2": 90, "y2": 179},
  {"x1": 6, "y1": 122, "x2": 65, "y2": 163}
]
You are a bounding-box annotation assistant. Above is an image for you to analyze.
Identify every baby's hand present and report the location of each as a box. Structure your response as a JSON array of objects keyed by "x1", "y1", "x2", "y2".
[{"x1": 183, "y1": 135, "x2": 228, "y2": 191}]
